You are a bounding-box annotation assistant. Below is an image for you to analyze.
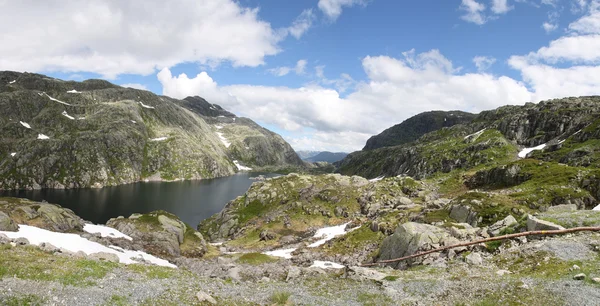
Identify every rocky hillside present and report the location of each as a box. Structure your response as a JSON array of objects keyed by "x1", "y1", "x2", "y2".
[
  {"x1": 304, "y1": 151, "x2": 348, "y2": 163},
  {"x1": 0, "y1": 71, "x2": 304, "y2": 190},
  {"x1": 362, "y1": 110, "x2": 476, "y2": 150}
]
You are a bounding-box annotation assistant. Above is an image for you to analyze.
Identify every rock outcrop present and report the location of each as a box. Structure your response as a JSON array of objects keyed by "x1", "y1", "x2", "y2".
[{"x1": 0, "y1": 197, "x2": 83, "y2": 232}]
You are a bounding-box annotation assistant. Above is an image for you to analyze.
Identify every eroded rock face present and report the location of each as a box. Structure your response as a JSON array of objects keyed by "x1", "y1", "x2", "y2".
[
  {"x1": 0, "y1": 211, "x2": 17, "y2": 231},
  {"x1": 526, "y1": 214, "x2": 565, "y2": 231},
  {"x1": 107, "y1": 211, "x2": 206, "y2": 258},
  {"x1": 378, "y1": 222, "x2": 451, "y2": 269},
  {"x1": 0, "y1": 198, "x2": 84, "y2": 232}
]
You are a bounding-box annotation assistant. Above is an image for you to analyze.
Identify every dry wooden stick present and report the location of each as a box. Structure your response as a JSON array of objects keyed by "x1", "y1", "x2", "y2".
[{"x1": 361, "y1": 226, "x2": 600, "y2": 267}]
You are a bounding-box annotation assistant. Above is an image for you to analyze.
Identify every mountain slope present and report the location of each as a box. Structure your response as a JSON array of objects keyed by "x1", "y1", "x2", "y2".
[
  {"x1": 304, "y1": 151, "x2": 348, "y2": 163},
  {"x1": 362, "y1": 110, "x2": 476, "y2": 150},
  {"x1": 0, "y1": 71, "x2": 303, "y2": 190}
]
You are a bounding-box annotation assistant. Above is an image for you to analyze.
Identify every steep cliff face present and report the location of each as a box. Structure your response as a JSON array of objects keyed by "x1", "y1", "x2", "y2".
[
  {"x1": 363, "y1": 111, "x2": 476, "y2": 150},
  {"x1": 339, "y1": 96, "x2": 600, "y2": 180},
  {"x1": 0, "y1": 71, "x2": 303, "y2": 190}
]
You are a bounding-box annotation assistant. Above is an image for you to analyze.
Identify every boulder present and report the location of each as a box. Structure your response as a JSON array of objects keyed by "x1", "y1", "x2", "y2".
[
  {"x1": 347, "y1": 266, "x2": 387, "y2": 282},
  {"x1": 378, "y1": 222, "x2": 451, "y2": 269},
  {"x1": 527, "y1": 215, "x2": 565, "y2": 231},
  {"x1": 449, "y1": 205, "x2": 479, "y2": 226},
  {"x1": 0, "y1": 233, "x2": 10, "y2": 244},
  {"x1": 0, "y1": 211, "x2": 17, "y2": 231},
  {"x1": 488, "y1": 215, "x2": 518, "y2": 236},
  {"x1": 4, "y1": 201, "x2": 84, "y2": 232},
  {"x1": 465, "y1": 252, "x2": 483, "y2": 265},
  {"x1": 196, "y1": 291, "x2": 217, "y2": 305},
  {"x1": 259, "y1": 230, "x2": 276, "y2": 241},
  {"x1": 89, "y1": 252, "x2": 120, "y2": 263},
  {"x1": 286, "y1": 266, "x2": 301, "y2": 282},
  {"x1": 546, "y1": 204, "x2": 578, "y2": 212}
]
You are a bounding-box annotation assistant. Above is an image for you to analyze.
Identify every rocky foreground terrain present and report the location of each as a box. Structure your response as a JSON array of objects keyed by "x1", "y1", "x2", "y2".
[
  {"x1": 1, "y1": 96, "x2": 600, "y2": 305},
  {"x1": 0, "y1": 71, "x2": 304, "y2": 190}
]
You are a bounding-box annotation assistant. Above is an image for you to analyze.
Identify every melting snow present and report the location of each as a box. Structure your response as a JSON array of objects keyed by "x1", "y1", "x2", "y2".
[
  {"x1": 264, "y1": 248, "x2": 296, "y2": 259},
  {"x1": 149, "y1": 137, "x2": 168, "y2": 142},
  {"x1": 62, "y1": 111, "x2": 75, "y2": 120},
  {"x1": 464, "y1": 128, "x2": 486, "y2": 140},
  {"x1": 83, "y1": 224, "x2": 132, "y2": 241},
  {"x1": 215, "y1": 125, "x2": 223, "y2": 130},
  {"x1": 37, "y1": 134, "x2": 50, "y2": 140},
  {"x1": 369, "y1": 176, "x2": 385, "y2": 182},
  {"x1": 67, "y1": 89, "x2": 81, "y2": 94},
  {"x1": 0, "y1": 225, "x2": 175, "y2": 268},
  {"x1": 9, "y1": 80, "x2": 16, "y2": 84},
  {"x1": 232, "y1": 118, "x2": 236, "y2": 122},
  {"x1": 10, "y1": 152, "x2": 16, "y2": 157},
  {"x1": 43, "y1": 93, "x2": 72, "y2": 106},
  {"x1": 78, "y1": 117, "x2": 86, "y2": 120},
  {"x1": 593, "y1": 204, "x2": 600, "y2": 211},
  {"x1": 131, "y1": 120, "x2": 137, "y2": 124},
  {"x1": 217, "y1": 115, "x2": 225, "y2": 118},
  {"x1": 216, "y1": 132, "x2": 231, "y2": 147},
  {"x1": 139, "y1": 101, "x2": 155, "y2": 109},
  {"x1": 308, "y1": 222, "x2": 353, "y2": 248},
  {"x1": 233, "y1": 160, "x2": 252, "y2": 171},
  {"x1": 19, "y1": 121, "x2": 31, "y2": 129},
  {"x1": 310, "y1": 261, "x2": 345, "y2": 269},
  {"x1": 209, "y1": 242, "x2": 224, "y2": 246},
  {"x1": 518, "y1": 143, "x2": 546, "y2": 158}
]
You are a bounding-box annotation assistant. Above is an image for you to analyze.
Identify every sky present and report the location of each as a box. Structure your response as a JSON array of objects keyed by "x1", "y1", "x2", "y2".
[{"x1": 1, "y1": 0, "x2": 600, "y2": 152}]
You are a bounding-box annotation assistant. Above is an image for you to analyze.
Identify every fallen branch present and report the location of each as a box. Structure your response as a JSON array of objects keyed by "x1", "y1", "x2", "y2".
[{"x1": 361, "y1": 226, "x2": 600, "y2": 267}]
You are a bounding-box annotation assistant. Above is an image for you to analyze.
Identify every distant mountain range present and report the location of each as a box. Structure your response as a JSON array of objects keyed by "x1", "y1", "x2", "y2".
[{"x1": 297, "y1": 151, "x2": 348, "y2": 163}]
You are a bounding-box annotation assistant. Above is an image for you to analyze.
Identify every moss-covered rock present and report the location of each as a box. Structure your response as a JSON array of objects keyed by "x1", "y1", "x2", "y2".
[{"x1": 0, "y1": 197, "x2": 83, "y2": 232}]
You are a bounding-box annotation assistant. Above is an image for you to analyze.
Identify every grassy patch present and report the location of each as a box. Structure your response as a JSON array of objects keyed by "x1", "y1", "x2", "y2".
[
  {"x1": 270, "y1": 291, "x2": 292, "y2": 305},
  {"x1": 1, "y1": 294, "x2": 46, "y2": 306},
  {"x1": 357, "y1": 292, "x2": 394, "y2": 306},
  {"x1": 0, "y1": 244, "x2": 118, "y2": 286},
  {"x1": 237, "y1": 253, "x2": 279, "y2": 265},
  {"x1": 321, "y1": 225, "x2": 383, "y2": 260},
  {"x1": 126, "y1": 264, "x2": 176, "y2": 279},
  {"x1": 383, "y1": 275, "x2": 400, "y2": 281},
  {"x1": 104, "y1": 295, "x2": 129, "y2": 306}
]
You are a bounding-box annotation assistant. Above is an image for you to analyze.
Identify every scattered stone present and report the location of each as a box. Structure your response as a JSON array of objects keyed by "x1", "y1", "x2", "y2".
[
  {"x1": 196, "y1": 291, "x2": 217, "y2": 304},
  {"x1": 518, "y1": 283, "x2": 530, "y2": 290},
  {"x1": 488, "y1": 215, "x2": 518, "y2": 236},
  {"x1": 573, "y1": 273, "x2": 586, "y2": 280},
  {"x1": 286, "y1": 266, "x2": 301, "y2": 282},
  {"x1": 0, "y1": 233, "x2": 10, "y2": 244},
  {"x1": 526, "y1": 215, "x2": 565, "y2": 231},
  {"x1": 378, "y1": 222, "x2": 450, "y2": 268},
  {"x1": 496, "y1": 270, "x2": 512, "y2": 276},
  {"x1": 465, "y1": 252, "x2": 483, "y2": 266},
  {"x1": 547, "y1": 204, "x2": 578, "y2": 212},
  {"x1": 227, "y1": 266, "x2": 241, "y2": 282},
  {"x1": 14, "y1": 237, "x2": 29, "y2": 246},
  {"x1": 0, "y1": 211, "x2": 18, "y2": 231},
  {"x1": 570, "y1": 264, "x2": 581, "y2": 271},
  {"x1": 347, "y1": 266, "x2": 387, "y2": 282},
  {"x1": 88, "y1": 252, "x2": 120, "y2": 263},
  {"x1": 259, "y1": 230, "x2": 276, "y2": 241},
  {"x1": 592, "y1": 277, "x2": 600, "y2": 284},
  {"x1": 449, "y1": 205, "x2": 479, "y2": 226}
]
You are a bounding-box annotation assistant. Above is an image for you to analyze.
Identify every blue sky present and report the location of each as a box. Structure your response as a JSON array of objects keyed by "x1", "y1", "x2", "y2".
[{"x1": 2, "y1": 0, "x2": 600, "y2": 152}]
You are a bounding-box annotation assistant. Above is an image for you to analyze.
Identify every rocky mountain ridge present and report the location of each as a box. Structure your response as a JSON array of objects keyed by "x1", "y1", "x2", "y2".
[{"x1": 0, "y1": 71, "x2": 304, "y2": 190}]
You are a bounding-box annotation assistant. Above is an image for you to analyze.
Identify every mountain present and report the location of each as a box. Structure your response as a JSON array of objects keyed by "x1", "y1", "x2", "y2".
[
  {"x1": 0, "y1": 71, "x2": 304, "y2": 190},
  {"x1": 304, "y1": 151, "x2": 348, "y2": 163},
  {"x1": 362, "y1": 110, "x2": 476, "y2": 150},
  {"x1": 296, "y1": 150, "x2": 320, "y2": 160}
]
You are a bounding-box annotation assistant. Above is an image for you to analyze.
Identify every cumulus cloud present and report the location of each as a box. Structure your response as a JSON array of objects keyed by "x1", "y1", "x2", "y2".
[
  {"x1": 318, "y1": 0, "x2": 368, "y2": 20},
  {"x1": 492, "y1": 0, "x2": 514, "y2": 14},
  {"x1": 159, "y1": 50, "x2": 533, "y2": 152},
  {"x1": 268, "y1": 60, "x2": 308, "y2": 77},
  {"x1": 285, "y1": 9, "x2": 316, "y2": 39},
  {"x1": 120, "y1": 83, "x2": 148, "y2": 90},
  {"x1": 460, "y1": 0, "x2": 488, "y2": 24},
  {"x1": 542, "y1": 21, "x2": 559, "y2": 32},
  {"x1": 0, "y1": 0, "x2": 283, "y2": 78},
  {"x1": 473, "y1": 56, "x2": 497, "y2": 71}
]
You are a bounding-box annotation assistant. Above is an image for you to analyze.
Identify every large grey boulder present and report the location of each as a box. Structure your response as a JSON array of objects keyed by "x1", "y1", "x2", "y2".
[
  {"x1": 2, "y1": 200, "x2": 83, "y2": 232},
  {"x1": 527, "y1": 215, "x2": 565, "y2": 231},
  {"x1": 449, "y1": 205, "x2": 479, "y2": 226},
  {"x1": 488, "y1": 215, "x2": 518, "y2": 236},
  {"x1": 378, "y1": 222, "x2": 450, "y2": 269},
  {"x1": 0, "y1": 211, "x2": 17, "y2": 231}
]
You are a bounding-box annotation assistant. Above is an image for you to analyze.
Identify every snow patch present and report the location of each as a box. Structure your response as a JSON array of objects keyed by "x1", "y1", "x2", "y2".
[
  {"x1": 518, "y1": 143, "x2": 546, "y2": 158},
  {"x1": 308, "y1": 222, "x2": 353, "y2": 248},
  {"x1": 37, "y1": 134, "x2": 50, "y2": 140},
  {"x1": 310, "y1": 260, "x2": 345, "y2": 269},
  {"x1": 78, "y1": 117, "x2": 86, "y2": 120},
  {"x1": 149, "y1": 137, "x2": 168, "y2": 142},
  {"x1": 10, "y1": 152, "x2": 16, "y2": 157},
  {"x1": 62, "y1": 111, "x2": 75, "y2": 120},
  {"x1": 264, "y1": 248, "x2": 295, "y2": 259},
  {"x1": 9, "y1": 80, "x2": 16, "y2": 84},
  {"x1": 139, "y1": 101, "x2": 155, "y2": 109},
  {"x1": 233, "y1": 160, "x2": 252, "y2": 171},
  {"x1": 593, "y1": 204, "x2": 600, "y2": 211},
  {"x1": 19, "y1": 121, "x2": 31, "y2": 129},
  {"x1": 209, "y1": 242, "x2": 224, "y2": 246},
  {"x1": 464, "y1": 128, "x2": 486, "y2": 140},
  {"x1": 216, "y1": 132, "x2": 231, "y2": 147},
  {"x1": 43, "y1": 93, "x2": 72, "y2": 106},
  {"x1": 214, "y1": 125, "x2": 223, "y2": 130},
  {"x1": 83, "y1": 224, "x2": 132, "y2": 241},
  {"x1": 369, "y1": 176, "x2": 385, "y2": 182},
  {"x1": 217, "y1": 115, "x2": 225, "y2": 118},
  {"x1": 67, "y1": 89, "x2": 81, "y2": 94},
  {"x1": 1, "y1": 225, "x2": 176, "y2": 268}
]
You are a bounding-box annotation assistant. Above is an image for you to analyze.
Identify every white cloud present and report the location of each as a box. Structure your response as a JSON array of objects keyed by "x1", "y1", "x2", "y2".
[
  {"x1": 491, "y1": 0, "x2": 514, "y2": 14},
  {"x1": 473, "y1": 56, "x2": 497, "y2": 71},
  {"x1": 0, "y1": 0, "x2": 283, "y2": 78},
  {"x1": 286, "y1": 9, "x2": 316, "y2": 39},
  {"x1": 460, "y1": 0, "x2": 488, "y2": 24},
  {"x1": 121, "y1": 83, "x2": 148, "y2": 90},
  {"x1": 542, "y1": 21, "x2": 559, "y2": 32},
  {"x1": 159, "y1": 50, "x2": 533, "y2": 152},
  {"x1": 313, "y1": 66, "x2": 356, "y2": 92},
  {"x1": 318, "y1": 0, "x2": 368, "y2": 20},
  {"x1": 268, "y1": 60, "x2": 308, "y2": 77},
  {"x1": 569, "y1": 6, "x2": 600, "y2": 34}
]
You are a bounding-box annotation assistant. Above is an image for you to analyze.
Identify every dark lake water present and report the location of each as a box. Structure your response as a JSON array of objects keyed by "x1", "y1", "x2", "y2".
[{"x1": 0, "y1": 173, "x2": 279, "y2": 227}]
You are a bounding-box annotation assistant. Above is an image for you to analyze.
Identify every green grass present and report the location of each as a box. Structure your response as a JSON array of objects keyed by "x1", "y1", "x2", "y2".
[
  {"x1": 357, "y1": 292, "x2": 394, "y2": 306},
  {"x1": 0, "y1": 244, "x2": 118, "y2": 286},
  {"x1": 383, "y1": 275, "x2": 400, "y2": 281},
  {"x1": 237, "y1": 253, "x2": 279, "y2": 265},
  {"x1": 322, "y1": 225, "x2": 383, "y2": 259},
  {"x1": 104, "y1": 295, "x2": 129, "y2": 306},
  {"x1": 270, "y1": 291, "x2": 292, "y2": 305},
  {"x1": 1, "y1": 294, "x2": 46, "y2": 306}
]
